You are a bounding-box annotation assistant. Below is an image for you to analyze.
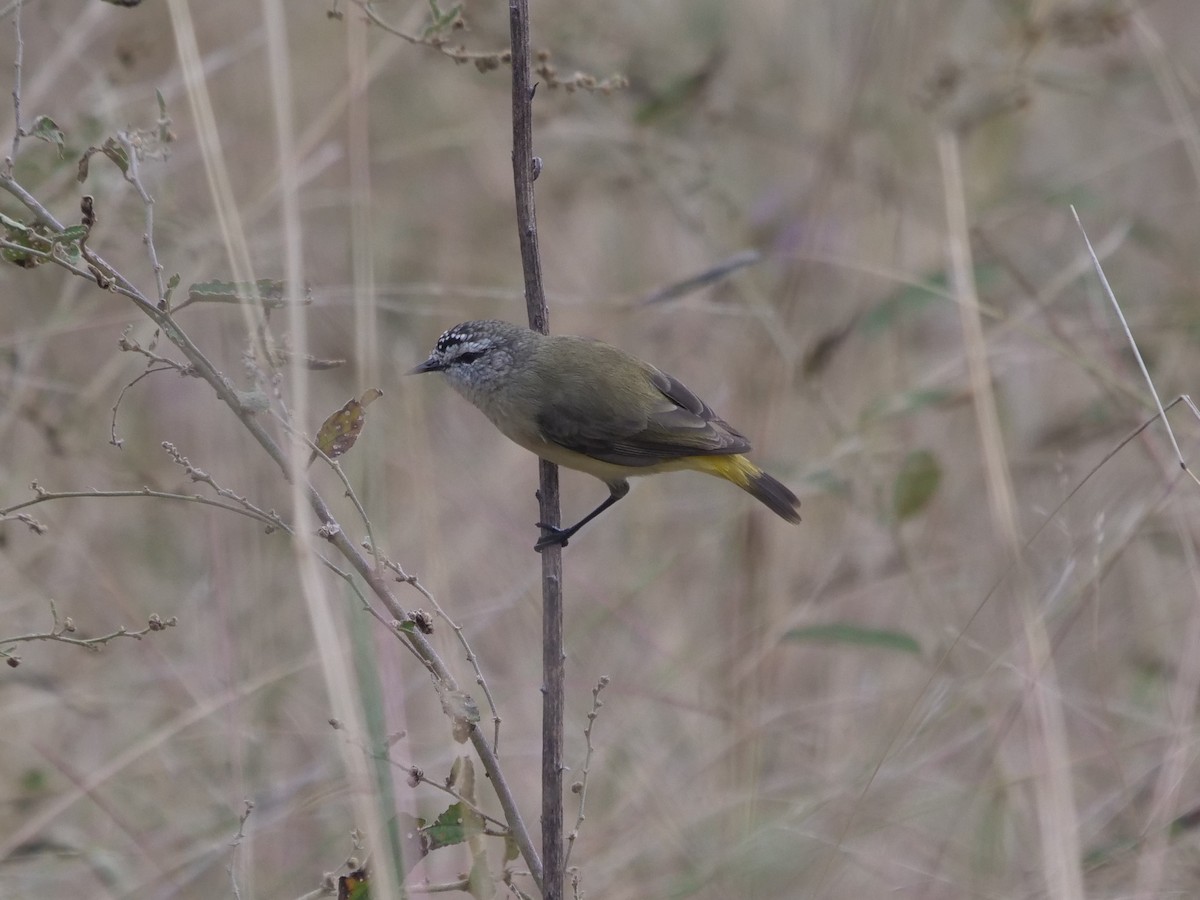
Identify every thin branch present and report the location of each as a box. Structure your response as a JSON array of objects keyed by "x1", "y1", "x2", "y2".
[
  {"x1": 508, "y1": 0, "x2": 562, "y2": 897},
  {"x1": 116, "y1": 130, "x2": 169, "y2": 305},
  {"x1": 270, "y1": 406, "x2": 384, "y2": 577},
  {"x1": 117, "y1": 327, "x2": 194, "y2": 372},
  {"x1": 0, "y1": 481, "x2": 286, "y2": 532},
  {"x1": 396, "y1": 764, "x2": 508, "y2": 832},
  {"x1": 0, "y1": 168, "x2": 62, "y2": 226},
  {"x1": 376, "y1": 551, "x2": 503, "y2": 751},
  {"x1": 1071, "y1": 205, "x2": 1200, "y2": 488},
  {"x1": 160, "y1": 441, "x2": 293, "y2": 528},
  {"x1": 352, "y1": 0, "x2": 508, "y2": 67},
  {"x1": 0, "y1": 0, "x2": 36, "y2": 24},
  {"x1": 564, "y1": 676, "x2": 608, "y2": 870},
  {"x1": 0, "y1": 599, "x2": 177, "y2": 664},
  {"x1": 228, "y1": 799, "x2": 254, "y2": 900},
  {"x1": 322, "y1": 519, "x2": 543, "y2": 886},
  {"x1": 6, "y1": 0, "x2": 20, "y2": 170},
  {"x1": 110, "y1": 363, "x2": 195, "y2": 449},
  {"x1": 0, "y1": 38, "x2": 546, "y2": 890},
  {"x1": 342, "y1": 0, "x2": 627, "y2": 92}
]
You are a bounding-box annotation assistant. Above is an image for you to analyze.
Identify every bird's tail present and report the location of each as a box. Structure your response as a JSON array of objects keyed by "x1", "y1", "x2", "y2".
[{"x1": 691, "y1": 454, "x2": 801, "y2": 523}]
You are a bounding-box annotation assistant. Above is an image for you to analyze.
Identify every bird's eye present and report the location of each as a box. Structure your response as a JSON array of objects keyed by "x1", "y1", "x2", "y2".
[{"x1": 455, "y1": 350, "x2": 486, "y2": 364}]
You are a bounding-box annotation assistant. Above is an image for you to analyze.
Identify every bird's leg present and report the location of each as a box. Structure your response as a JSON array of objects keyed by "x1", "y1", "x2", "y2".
[{"x1": 535, "y1": 480, "x2": 630, "y2": 551}]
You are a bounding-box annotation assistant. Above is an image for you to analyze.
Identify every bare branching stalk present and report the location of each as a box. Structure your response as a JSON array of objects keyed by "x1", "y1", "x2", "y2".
[
  {"x1": 228, "y1": 800, "x2": 254, "y2": 900},
  {"x1": 340, "y1": 0, "x2": 627, "y2": 92},
  {"x1": 0, "y1": 599, "x2": 176, "y2": 664},
  {"x1": 383, "y1": 554, "x2": 505, "y2": 752},
  {"x1": 6, "y1": 0, "x2": 20, "y2": 168},
  {"x1": 507, "y1": 0, "x2": 563, "y2": 897},
  {"x1": 0, "y1": 65, "x2": 544, "y2": 900},
  {"x1": 0, "y1": 481, "x2": 286, "y2": 533},
  {"x1": 565, "y1": 676, "x2": 608, "y2": 871}
]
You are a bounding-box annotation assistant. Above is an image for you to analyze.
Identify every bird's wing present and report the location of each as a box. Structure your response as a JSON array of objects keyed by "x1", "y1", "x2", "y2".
[{"x1": 536, "y1": 362, "x2": 751, "y2": 468}]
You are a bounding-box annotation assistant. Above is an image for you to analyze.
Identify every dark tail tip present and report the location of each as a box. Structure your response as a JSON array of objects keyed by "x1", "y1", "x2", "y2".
[{"x1": 746, "y1": 471, "x2": 801, "y2": 523}]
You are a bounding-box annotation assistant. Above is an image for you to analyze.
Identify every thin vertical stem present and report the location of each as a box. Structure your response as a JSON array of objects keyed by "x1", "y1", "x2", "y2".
[
  {"x1": 7, "y1": 0, "x2": 21, "y2": 170},
  {"x1": 508, "y1": 1, "x2": 564, "y2": 898}
]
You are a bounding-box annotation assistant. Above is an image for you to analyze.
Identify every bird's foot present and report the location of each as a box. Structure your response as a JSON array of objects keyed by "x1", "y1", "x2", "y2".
[{"x1": 534, "y1": 522, "x2": 571, "y2": 552}]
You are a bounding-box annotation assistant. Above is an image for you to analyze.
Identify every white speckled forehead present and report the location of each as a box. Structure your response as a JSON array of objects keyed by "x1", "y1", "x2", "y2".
[{"x1": 437, "y1": 327, "x2": 493, "y2": 356}]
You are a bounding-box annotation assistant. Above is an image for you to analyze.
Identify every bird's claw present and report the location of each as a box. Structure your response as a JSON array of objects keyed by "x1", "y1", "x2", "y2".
[{"x1": 534, "y1": 522, "x2": 570, "y2": 552}]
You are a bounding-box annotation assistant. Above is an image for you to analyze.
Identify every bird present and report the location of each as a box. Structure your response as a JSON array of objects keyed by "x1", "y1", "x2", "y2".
[{"x1": 410, "y1": 319, "x2": 800, "y2": 550}]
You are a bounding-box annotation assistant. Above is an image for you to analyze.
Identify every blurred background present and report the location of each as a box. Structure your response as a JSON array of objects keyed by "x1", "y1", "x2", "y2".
[{"x1": 3, "y1": 1, "x2": 1200, "y2": 897}]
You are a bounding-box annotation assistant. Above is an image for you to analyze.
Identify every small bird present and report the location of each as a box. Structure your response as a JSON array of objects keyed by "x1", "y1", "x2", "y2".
[{"x1": 410, "y1": 320, "x2": 801, "y2": 550}]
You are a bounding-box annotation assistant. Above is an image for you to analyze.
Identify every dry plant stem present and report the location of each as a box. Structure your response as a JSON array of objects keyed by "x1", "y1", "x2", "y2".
[
  {"x1": 393, "y1": 561, "x2": 504, "y2": 751},
  {"x1": 350, "y1": 0, "x2": 508, "y2": 67},
  {"x1": 3, "y1": 458, "x2": 392, "y2": 629},
  {"x1": 228, "y1": 800, "x2": 254, "y2": 900},
  {"x1": 373, "y1": 548, "x2": 503, "y2": 746},
  {"x1": 272, "y1": 409, "x2": 384, "y2": 574},
  {"x1": 2, "y1": 484, "x2": 375, "y2": 614},
  {"x1": 1071, "y1": 208, "x2": 1200, "y2": 894},
  {"x1": 327, "y1": 460, "x2": 382, "y2": 570},
  {"x1": 0, "y1": 1, "x2": 32, "y2": 24},
  {"x1": 111, "y1": 365, "x2": 190, "y2": 447},
  {"x1": 162, "y1": 440, "x2": 291, "y2": 525},
  {"x1": 814, "y1": 402, "x2": 1196, "y2": 899},
  {"x1": 116, "y1": 131, "x2": 168, "y2": 305},
  {"x1": 0, "y1": 599, "x2": 174, "y2": 660},
  {"x1": 314, "y1": 518, "x2": 540, "y2": 884},
  {"x1": 564, "y1": 676, "x2": 608, "y2": 870},
  {"x1": 508, "y1": 0, "x2": 563, "y2": 897},
  {"x1": 0, "y1": 485, "x2": 284, "y2": 532},
  {"x1": 402, "y1": 768, "x2": 509, "y2": 832},
  {"x1": 1017, "y1": 395, "x2": 1197, "y2": 551},
  {"x1": 794, "y1": 235, "x2": 1150, "y2": 410},
  {"x1": 0, "y1": 11, "x2": 543, "y2": 888},
  {"x1": 1071, "y1": 206, "x2": 1199, "y2": 487},
  {"x1": 6, "y1": 0, "x2": 20, "y2": 167},
  {"x1": 939, "y1": 130, "x2": 1084, "y2": 900},
  {"x1": 0, "y1": 173, "x2": 543, "y2": 890}
]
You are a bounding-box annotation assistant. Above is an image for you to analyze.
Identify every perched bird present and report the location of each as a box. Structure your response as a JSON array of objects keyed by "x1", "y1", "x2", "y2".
[{"x1": 410, "y1": 320, "x2": 800, "y2": 550}]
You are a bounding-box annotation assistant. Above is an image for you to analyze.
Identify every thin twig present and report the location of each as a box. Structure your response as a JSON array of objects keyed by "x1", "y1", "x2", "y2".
[
  {"x1": 161, "y1": 442, "x2": 293, "y2": 530},
  {"x1": 1, "y1": 481, "x2": 287, "y2": 532},
  {"x1": 942, "y1": 132, "x2": 1084, "y2": 900},
  {"x1": 352, "y1": 0, "x2": 507, "y2": 66},
  {"x1": 0, "y1": 599, "x2": 177, "y2": 663},
  {"x1": 117, "y1": 131, "x2": 169, "y2": 305},
  {"x1": 268, "y1": 406, "x2": 384, "y2": 576},
  {"x1": 6, "y1": 0, "x2": 20, "y2": 170},
  {"x1": 110, "y1": 364, "x2": 195, "y2": 448},
  {"x1": 0, "y1": 40, "x2": 546, "y2": 890},
  {"x1": 564, "y1": 676, "x2": 608, "y2": 870},
  {"x1": 0, "y1": 0, "x2": 35, "y2": 24},
  {"x1": 376, "y1": 552, "x2": 504, "y2": 752},
  {"x1": 508, "y1": 0, "x2": 561, "y2": 896},
  {"x1": 1071, "y1": 205, "x2": 1199, "y2": 488},
  {"x1": 395, "y1": 764, "x2": 508, "y2": 832},
  {"x1": 344, "y1": 0, "x2": 626, "y2": 92},
  {"x1": 228, "y1": 800, "x2": 254, "y2": 900}
]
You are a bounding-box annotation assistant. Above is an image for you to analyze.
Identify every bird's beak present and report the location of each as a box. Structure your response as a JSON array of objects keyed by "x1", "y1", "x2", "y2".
[{"x1": 407, "y1": 356, "x2": 444, "y2": 375}]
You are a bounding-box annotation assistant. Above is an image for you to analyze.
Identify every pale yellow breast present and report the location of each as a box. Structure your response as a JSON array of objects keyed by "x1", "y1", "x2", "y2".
[{"x1": 496, "y1": 417, "x2": 702, "y2": 485}]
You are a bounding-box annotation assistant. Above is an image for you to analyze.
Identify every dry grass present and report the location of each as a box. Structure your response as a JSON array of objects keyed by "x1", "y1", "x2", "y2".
[{"x1": 3, "y1": 1, "x2": 1200, "y2": 897}]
